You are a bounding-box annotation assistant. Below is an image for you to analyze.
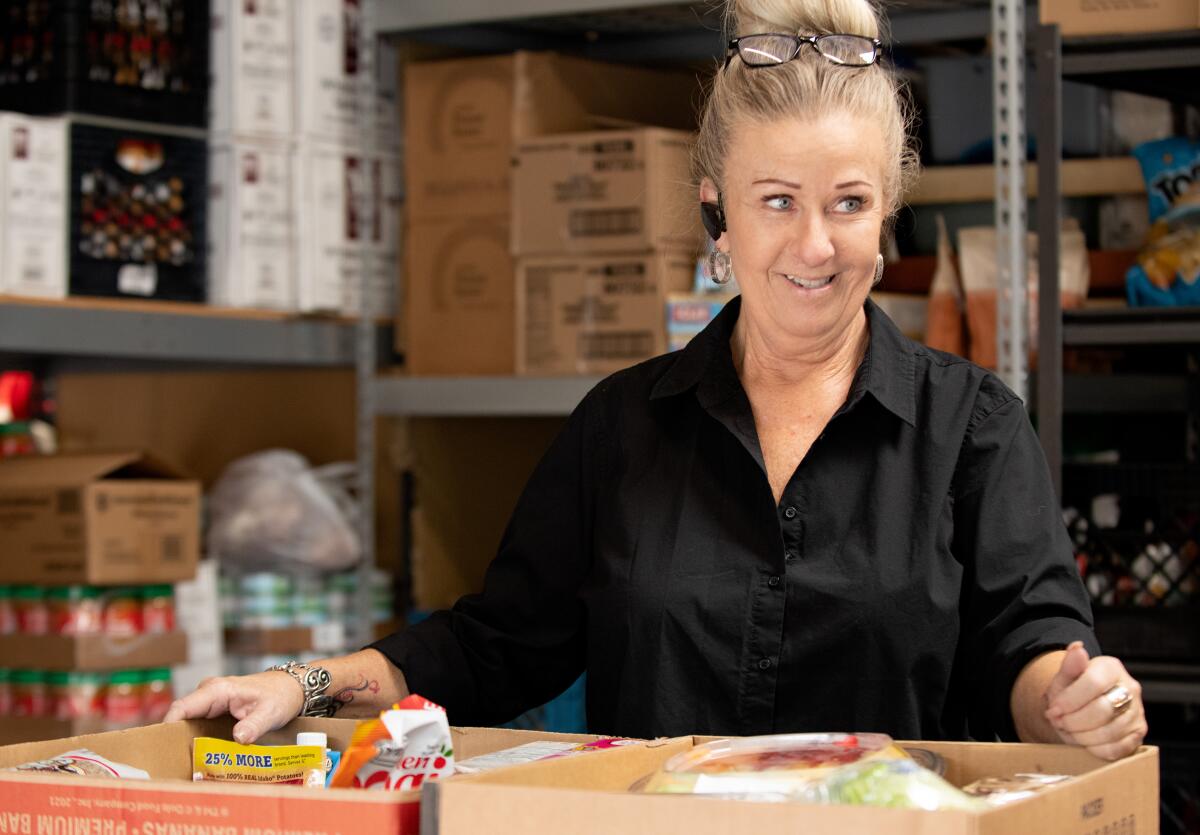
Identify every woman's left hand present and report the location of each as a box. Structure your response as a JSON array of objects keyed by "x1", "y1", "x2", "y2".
[{"x1": 1043, "y1": 641, "x2": 1147, "y2": 760}]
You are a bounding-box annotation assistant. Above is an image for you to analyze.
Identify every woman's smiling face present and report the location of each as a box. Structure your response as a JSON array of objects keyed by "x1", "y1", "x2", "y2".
[{"x1": 708, "y1": 111, "x2": 888, "y2": 346}]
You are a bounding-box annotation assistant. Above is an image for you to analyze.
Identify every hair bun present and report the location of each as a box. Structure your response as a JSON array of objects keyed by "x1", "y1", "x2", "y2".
[{"x1": 730, "y1": 0, "x2": 881, "y2": 39}]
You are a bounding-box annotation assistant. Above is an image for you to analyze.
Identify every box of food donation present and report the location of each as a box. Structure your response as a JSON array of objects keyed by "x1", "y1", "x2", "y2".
[
  {"x1": 405, "y1": 214, "x2": 516, "y2": 375},
  {"x1": 426, "y1": 736, "x2": 1159, "y2": 835},
  {"x1": 1040, "y1": 0, "x2": 1200, "y2": 35},
  {"x1": 0, "y1": 451, "x2": 200, "y2": 585},
  {"x1": 517, "y1": 251, "x2": 696, "y2": 376},
  {"x1": 0, "y1": 718, "x2": 618, "y2": 834},
  {"x1": 512, "y1": 128, "x2": 700, "y2": 256},
  {"x1": 405, "y1": 51, "x2": 700, "y2": 220}
]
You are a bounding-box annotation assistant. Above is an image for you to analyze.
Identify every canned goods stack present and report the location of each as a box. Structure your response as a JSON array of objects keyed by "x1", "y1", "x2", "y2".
[
  {"x1": 0, "y1": 667, "x2": 174, "y2": 727},
  {"x1": 219, "y1": 568, "x2": 394, "y2": 675},
  {"x1": 0, "y1": 585, "x2": 176, "y2": 637}
]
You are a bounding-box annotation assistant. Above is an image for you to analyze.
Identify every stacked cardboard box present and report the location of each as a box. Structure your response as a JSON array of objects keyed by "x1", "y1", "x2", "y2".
[
  {"x1": 207, "y1": 0, "x2": 401, "y2": 314},
  {"x1": 513, "y1": 128, "x2": 702, "y2": 375},
  {"x1": 0, "y1": 451, "x2": 200, "y2": 743},
  {"x1": 402, "y1": 52, "x2": 701, "y2": 375}
]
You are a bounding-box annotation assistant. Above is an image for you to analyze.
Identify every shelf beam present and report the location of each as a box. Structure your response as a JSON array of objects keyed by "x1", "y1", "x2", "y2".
[
  {"x1": 0, "y1": 299, "x2": 389, "y2": 367},
  {"x1": 374, "y1": 376, "x2": 602, "y2": 416},
  {"x1": 909, "y1": 157, "x2": 1143, "y2": 205}
]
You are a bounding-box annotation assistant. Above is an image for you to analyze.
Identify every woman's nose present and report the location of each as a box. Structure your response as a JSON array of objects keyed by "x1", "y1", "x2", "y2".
[{"x1": 788, "y1": 213, "x2": 836, "y2": 267}]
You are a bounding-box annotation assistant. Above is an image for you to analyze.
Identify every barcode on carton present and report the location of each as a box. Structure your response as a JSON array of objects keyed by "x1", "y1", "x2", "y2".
[
  {"x1": 578, "y1": 331, "x2": 654, "y2": 360},
  {"x1": 568, "y1": 208, "x2": 641, "y2": 238}
]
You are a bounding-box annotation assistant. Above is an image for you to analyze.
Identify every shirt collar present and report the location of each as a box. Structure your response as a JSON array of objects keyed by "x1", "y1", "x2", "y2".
[{"x1": 650, "y1": 296, "x2": 917, "y2": 427}]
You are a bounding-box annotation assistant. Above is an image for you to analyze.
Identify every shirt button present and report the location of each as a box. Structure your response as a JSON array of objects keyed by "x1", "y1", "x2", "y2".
[
  {"x1": 768, "y1": 575, "x2": 781, "y2": 588},
  {"x1": 758, "y1": 658, "x2": 773, "y2": 670},
  {"x1": 784, "y1": 550, "x2": 796, "y2": 562},
  {"x1": 783, "y1": 506, "x2": 797, "y2": 519}
]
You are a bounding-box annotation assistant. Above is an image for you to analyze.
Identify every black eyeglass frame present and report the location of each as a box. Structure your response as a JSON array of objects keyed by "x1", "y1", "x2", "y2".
[{"x1": 724, "y1": 33, "x2": 884, "y2": 70}]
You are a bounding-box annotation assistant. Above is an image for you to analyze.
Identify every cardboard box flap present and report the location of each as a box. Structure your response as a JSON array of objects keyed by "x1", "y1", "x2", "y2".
[{"x1": 0, "y1": 450, "x2": 187, "y2": 488}]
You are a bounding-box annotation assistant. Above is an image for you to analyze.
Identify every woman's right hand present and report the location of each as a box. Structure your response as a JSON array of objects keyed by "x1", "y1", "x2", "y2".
[{"x1": 164, "y1": 671, "x2": 304, "y2": 744}]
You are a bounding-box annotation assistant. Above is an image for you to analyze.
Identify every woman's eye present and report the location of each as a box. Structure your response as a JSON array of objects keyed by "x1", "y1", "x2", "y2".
[
  {"x1": 836, "y1": 196, "x2": 864, "y2": 213},
  {"x1": 765, "y1": 195, "x2": 792, "y2": 210}
]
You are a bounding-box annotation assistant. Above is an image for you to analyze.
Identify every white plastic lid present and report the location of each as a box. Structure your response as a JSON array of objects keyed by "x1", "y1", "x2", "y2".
[{"x1": 296, "y1": 732, "x2": 328, "y2": 749}]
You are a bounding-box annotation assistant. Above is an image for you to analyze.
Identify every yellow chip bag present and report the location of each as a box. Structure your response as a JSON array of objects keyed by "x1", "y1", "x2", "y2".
[{"x1": 193, "y1": 737, "x2": 325, "y2": 787}]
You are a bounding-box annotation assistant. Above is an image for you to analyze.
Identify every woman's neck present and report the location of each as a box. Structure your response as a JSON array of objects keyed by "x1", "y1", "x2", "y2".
[{"x1": 731, "y1": 307, "x2": 869, "y2": 393}]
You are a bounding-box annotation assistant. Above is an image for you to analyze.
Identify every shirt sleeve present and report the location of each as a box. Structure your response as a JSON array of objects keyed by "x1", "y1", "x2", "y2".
[
  {"x1": 367, "y1": 386, "x2": 602, "y2": 727},
  {"x1": 951, "y1": 393, "x2": 1100, "y2": 742}
]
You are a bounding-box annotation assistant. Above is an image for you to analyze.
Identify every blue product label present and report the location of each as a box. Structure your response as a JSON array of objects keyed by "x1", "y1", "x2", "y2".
[{"x1": 1133, "y1": 137, "x2": 1200, "y2": 222}]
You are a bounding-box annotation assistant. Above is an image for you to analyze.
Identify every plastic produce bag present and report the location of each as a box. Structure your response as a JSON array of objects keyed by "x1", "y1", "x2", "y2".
[{"x1": 208, "y1": 450, "x2": 361, "y2": 572}]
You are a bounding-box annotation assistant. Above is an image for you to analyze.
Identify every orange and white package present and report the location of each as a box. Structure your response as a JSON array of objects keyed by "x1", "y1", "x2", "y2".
[{"x1": 329, "y1": 694, "x2": 454, "y2": 790}]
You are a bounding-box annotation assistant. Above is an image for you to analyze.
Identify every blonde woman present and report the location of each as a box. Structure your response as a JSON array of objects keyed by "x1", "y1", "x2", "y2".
[{"x1": 170, "y1": 0, "x2": 1146, "y2": 761}]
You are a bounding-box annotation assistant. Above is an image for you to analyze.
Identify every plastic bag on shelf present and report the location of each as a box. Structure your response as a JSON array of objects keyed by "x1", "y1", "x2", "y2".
[
  {"x1": 1126, "y1": 137, "x2": 1200, "y2": 307},
  {"x1": 208, "y1": 450, "x2": 361, "y2": 573}
]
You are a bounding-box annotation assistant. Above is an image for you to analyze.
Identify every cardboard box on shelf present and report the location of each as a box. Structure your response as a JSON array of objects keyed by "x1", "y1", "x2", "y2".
[
  {"x1": 0, "y1": 632, "x2": 188, "y2": 672},
  {"x1": 517, "y1": 251, "x2": 695, "y2": 376},
  {"x1": 1040, "y1": 0, "x2": 1200, "y2": 35},
  {"x1": 0, "y1": 451, "x2": 200, "y2": 585},
  {"x1": 207, "y1": 140, "x2": 296, "y2": 311},
  {"x1": 294, "y1": 144, "x2": 401, "y2": 316},
  {"x1": 512, "y1": 128, "x2": 700, "y2": 256},
  {"x1": 405, "y1": 51, "x2": 700, "y2": 220},
  {"x1": 209, "y1": 0, "x2": 295, "y2": 139},
  {"x1": 404, "y1": 214, "x2": 515, "y2": 375},
  {"x1": 428, "y1": 736, "x2": 1159, "y2": 835},
  {"x1": 0, "y1": 717, "x2": 112, "y2": 746},
  {"x1": 0, "y1": 718, "x2": 608, "y2": 833},
  {"x1": 0, "y1": 113, "x2": 68, "y2": 299}
]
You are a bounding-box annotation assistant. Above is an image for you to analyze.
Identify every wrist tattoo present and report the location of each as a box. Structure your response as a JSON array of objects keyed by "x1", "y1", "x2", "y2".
[{"x1": 333, "y1": 675, "x2": 381, "y2": 705}]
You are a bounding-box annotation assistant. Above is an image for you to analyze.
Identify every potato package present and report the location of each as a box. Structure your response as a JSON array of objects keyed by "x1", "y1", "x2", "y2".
[{"x1": 193, "y1": 737, "x2": 325, "y2": 787}]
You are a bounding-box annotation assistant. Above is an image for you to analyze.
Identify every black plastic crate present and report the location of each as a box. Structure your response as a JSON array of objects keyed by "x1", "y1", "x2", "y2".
[
  {"x1": 69, "y1": 122, "x2": 207, "y2": 302},
  {"x1": 0, "y1": 0, "x2": 209, "y2": 127}
]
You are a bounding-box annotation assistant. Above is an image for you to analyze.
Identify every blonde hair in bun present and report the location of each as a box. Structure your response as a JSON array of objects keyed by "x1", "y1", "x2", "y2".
[{"x1": 698, "y1": 0, "x2": 918, "y2": 219}]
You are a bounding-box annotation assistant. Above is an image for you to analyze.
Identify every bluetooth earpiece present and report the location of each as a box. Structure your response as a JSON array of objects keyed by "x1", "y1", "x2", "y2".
[{"x1": 700, "y1": 192, "x2": 727, "y2": 241}]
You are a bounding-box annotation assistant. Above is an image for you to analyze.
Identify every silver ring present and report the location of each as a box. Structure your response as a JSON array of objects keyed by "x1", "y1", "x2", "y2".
[{"x1": 1104, "y1": 684, "x2": 1133, "y2": 718}]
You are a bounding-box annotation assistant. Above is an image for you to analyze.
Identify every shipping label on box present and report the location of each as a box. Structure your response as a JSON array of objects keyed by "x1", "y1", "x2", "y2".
[
  {"x1": 1040, "y1": 0, "x2": 1200, "y2": 35},
  {"x1": 0, "y1": 113, "x2": 67, "y2": 299},
  {"x1": 295, "y1": 145, "x2": 401, "y2": 315},
  {"x1": 518, "y1": 251, "x2": 695, "y2": 376},
  {"x1": 0, "y1": 452, "x2": 200, "y2": 585},
  {"x1": 513, "y1": 128, "x2": 700, "y2": 256},
  {"x1": 208, "y1": 141, "x2": 296, "y2": 310},
  {"x1": 405, "y1": 215, "x2": 515, "y2": 375},
  {"x1": 210, "y1": 0, "x2": 295, "y2": 138}
]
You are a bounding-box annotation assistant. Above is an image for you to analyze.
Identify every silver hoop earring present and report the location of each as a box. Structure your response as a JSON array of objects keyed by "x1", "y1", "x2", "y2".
[
  {"x1": 872, "y1": 253, "x2": 884, "y2": 287},
  {"x1": 708, "y1": 250, "x2": 734, "y2": 286}
]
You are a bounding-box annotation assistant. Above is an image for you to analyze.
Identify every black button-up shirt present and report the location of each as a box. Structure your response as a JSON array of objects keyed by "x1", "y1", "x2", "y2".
[{"x1": 372, "y1": 297, "x2": 1099, "y2": 742}]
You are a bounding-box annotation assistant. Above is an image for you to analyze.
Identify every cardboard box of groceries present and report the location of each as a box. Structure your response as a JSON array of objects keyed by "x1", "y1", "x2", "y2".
[
  {"x1": 1040, "y1": 0, "x2": 1200, "y2": 35},
  {"x1": 517, "y1": 251, "x2": 696, "y2": 375},
  {"x1": 405, "y1": 52, "x2": 700, "y2": 220},
  {"x1": 0, "y1": 452, "x2": 200, "y2": 585},
  {"x1": 0, "y1": 718, "x2": 611, "y2": 834},
  {"x1": 512, "y1": 128, "x2": 700, "y2": 256},
  {"x1": 405, "y1": 215, "x2": 516, "y2": 375},
  {"x1": 426, "y1": 735, "x2": 1159, "y2": 835}
]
